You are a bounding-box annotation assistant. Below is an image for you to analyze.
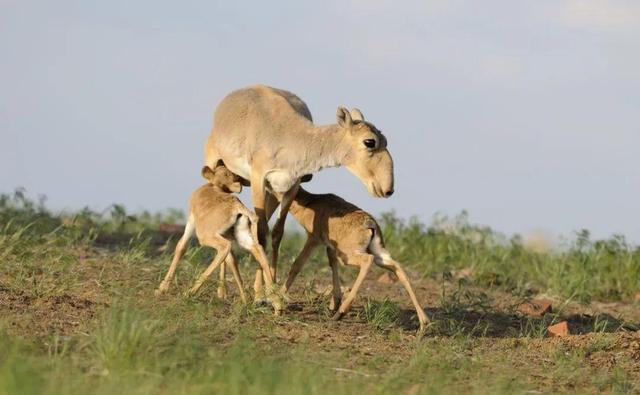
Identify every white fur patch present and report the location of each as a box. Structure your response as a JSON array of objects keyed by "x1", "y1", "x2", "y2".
[
  {"x1": 234, "y1": 215, "x2": 254, "y2": 250},
  {"x1": 265, "y1": 170, "x2": 296, "y2": 193},
  {"x1": 368, "y1": 234, "x2": 391, "y2": 262}
]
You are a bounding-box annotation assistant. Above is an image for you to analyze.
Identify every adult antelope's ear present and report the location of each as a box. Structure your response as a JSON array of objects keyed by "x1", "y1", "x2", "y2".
[
  {"x1": 336, "y1": 106, "x2": 353, "y2": 128},
  {"x1": 214, "y1": 159, "x2": 225, "y2": 168},
  {"x1": 350, "y1": 108, "x2": 364, "y2": 122},
  {"x1": 201, "y1": 166, "x2": 215, "y2": 181}
]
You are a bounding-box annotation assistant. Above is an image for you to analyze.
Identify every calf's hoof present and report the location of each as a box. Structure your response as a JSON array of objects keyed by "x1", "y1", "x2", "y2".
[{"x1": 155, "y1": 282, "x2": 169, "y2": 297}]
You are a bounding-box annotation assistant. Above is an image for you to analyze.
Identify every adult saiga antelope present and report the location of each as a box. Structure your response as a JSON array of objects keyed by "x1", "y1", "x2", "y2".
[
  {"x1": 279, "y1": 187, "x2": 429, "y2": 331},
  {"x1": 204, "y1": 85, "x2": 394, "y2": 285}
]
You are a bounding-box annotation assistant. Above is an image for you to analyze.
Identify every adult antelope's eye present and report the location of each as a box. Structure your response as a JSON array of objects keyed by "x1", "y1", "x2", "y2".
[{"x1": 363, "y1": 139, "x2": 376, "y2": 149}]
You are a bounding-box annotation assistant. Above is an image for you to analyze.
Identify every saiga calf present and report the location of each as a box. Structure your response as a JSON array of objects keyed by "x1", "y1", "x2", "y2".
[
  {"x1": 278, "y1": 188, "x2": 429, "y2": 331},
  {"x1": 155, "y1": 165, "x2": 282, "y2": 313}
]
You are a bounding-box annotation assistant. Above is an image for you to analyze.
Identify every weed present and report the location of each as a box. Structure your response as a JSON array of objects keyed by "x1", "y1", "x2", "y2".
[{"x1": 363, "y1": 298, "x2": 401, "y2": 331}]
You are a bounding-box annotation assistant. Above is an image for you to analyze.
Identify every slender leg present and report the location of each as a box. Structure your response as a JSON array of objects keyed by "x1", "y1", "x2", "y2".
[
  {"x1": 374, "y1": 254, "x2": 429, "y2": 330},
  {"x1": 186, "y1": 236, "x2": 231, "y2": 296},
  {"x1": 226, "y1": 253, "x2": 247, "y2": 304},
  {"x1": 236, "y1": 211, "x2": 282, "y2": 314},
  {"x1": 156, "y1": 217, "x2": 195, "y2": 295},
  {"x1": 250, "y1": 172, "x2": 269, "y2": 248},
  {"x1": 254, "y1": 268, "x2": 265, "y2": 302},
  {"x1": 217, "y1": 255, "x2": 227, "y2": 299},
  {"x1": 333, "y1": 253, "x2": 374, "y2": 320},
  {"x1": 264, "y1": 190, "x2": 279, "y2": 222},
  {"x1": 248, "y1": 172, "x2": 269, "y2": 303},
  {"x1": 270, "y1": 183, "x2": 300, "y2": 282},
  {"x1": 326, "y1": 247, "x2": 342, "y2": 311},
  {"x1": 253, "y1": 189, "x2": 276, "y2": 302},
  {"x1": 280, "y1": 236, "x2": 317, "y2": 294}
]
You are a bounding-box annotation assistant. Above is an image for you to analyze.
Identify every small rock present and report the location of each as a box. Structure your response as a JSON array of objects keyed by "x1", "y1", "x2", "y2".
[
  {"x1": 547, "y1": 321, "x2": 570, "y2": 337},
  {"x1": 518, "y1": 299, "x2": 553, "y2": 317},
  {"x1": 377, "y1": 272, "x2": 398, "y2": 284}
]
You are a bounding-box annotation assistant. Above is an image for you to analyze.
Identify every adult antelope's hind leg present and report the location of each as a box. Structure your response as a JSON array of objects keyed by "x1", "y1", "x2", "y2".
[
  {"x1": 186, "y1": 235, "x2": 231, "y2": 296},
  {"x1": 333, "y1": 253, "x2": 374, "y2": 321},
  {"x1": 156, "y1": 217, "x2": 195, "y2": 296},
  {"x1": 270, "y1": 183, "x2": 300, "y2": 282},
  {"x1": 326, "y1": 247, "x2": 342, "y2": 311}
]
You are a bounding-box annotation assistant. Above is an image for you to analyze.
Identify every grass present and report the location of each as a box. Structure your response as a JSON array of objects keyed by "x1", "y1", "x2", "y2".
[
  {"x1": 1, "y1": 189, "x2": 639, "y2": 394},
  {"x1": 380, "y1": 211, "x2": 640, "y2": 302}
]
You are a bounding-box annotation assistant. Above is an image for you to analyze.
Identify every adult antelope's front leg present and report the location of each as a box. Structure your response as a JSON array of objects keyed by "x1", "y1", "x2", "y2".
[
  {"x1": 249, "y1": 171, "x2": 269, "y2": 303},
  {"x1": 270, "y1": 183, "x2": 300, "y2": 281},
  {"x1": 250, "y1": 171, "x2": 269, "y2": 248}
]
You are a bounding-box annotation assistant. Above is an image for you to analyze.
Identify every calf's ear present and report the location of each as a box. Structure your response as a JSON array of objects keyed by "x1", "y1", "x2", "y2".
[{"x1": 201, "y1": 166, "x2": 215, "y2": 181}]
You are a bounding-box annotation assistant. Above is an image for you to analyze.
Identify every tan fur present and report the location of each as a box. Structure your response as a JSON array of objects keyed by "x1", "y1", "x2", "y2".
[
  {"x1": 203, "y1": 85, "x2": 394, "y2": 283},
  {"x1": 155, "y1": 165, "x2": 282, "y2": 314},
  {"x1": 277, "y1": 188, "x2": 429, "y2": 331}
]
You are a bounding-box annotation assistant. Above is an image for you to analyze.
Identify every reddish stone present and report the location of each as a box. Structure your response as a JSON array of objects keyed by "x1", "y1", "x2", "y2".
[
  {"x1": 377, "y1": 272, "x2": 398, "y2": 284},
  {"x1": 158, "y1": 223, "x2": 185, "y2": 234},
  {"x1": 547, "y1": 321, "x2": 570, "y2": 337},
  {"x1": 518, "y1": 299, "x2": 553, "y2": 317}
]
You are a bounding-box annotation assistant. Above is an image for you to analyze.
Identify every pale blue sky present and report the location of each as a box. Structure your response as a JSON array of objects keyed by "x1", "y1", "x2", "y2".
[{"x1": 1, "y1": 1, "x2": 639, "y2": 241}]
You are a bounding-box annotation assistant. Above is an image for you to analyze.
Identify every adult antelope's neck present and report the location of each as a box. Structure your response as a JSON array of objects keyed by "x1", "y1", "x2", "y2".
[{"x1": 298, "y1": 124, "x2": 348, "y2": 174}]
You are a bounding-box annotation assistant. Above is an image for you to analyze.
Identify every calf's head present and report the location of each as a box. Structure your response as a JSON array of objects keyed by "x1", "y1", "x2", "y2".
[{"x1": 201, "y1": 164, "x2": 243, "y2": 193}]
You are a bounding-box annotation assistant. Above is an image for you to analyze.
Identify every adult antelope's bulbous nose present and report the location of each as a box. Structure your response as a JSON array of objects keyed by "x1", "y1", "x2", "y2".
[{"x1": 384, "y1": 189, "x2": 394, "y2": 197}]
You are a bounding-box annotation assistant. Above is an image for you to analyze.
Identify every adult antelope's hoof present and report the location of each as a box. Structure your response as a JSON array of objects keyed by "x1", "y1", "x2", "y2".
[
  {"x1": 217, "y1": 287, "x2": 228, "y2": 300},
  {"x1": 332, "y1": 311, "x2": 344, "y2": 321}
]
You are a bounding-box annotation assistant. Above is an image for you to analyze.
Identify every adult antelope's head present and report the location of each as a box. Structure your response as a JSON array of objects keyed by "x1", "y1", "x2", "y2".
[
  {"x1": 337, "y1": 107, "x2": 394, "y2": 198},
  {"x1": 201, "y1": 164, "x2": 243, "y2": 194}
]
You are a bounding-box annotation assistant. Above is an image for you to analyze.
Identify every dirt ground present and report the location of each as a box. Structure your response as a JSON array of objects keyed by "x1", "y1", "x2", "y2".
[{"x1": 2, "y1": 243, "x2": 639, "y2": 393}]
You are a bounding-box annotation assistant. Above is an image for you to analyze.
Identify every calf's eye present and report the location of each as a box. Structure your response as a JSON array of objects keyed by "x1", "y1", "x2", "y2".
[{"x1": 363, "y1": 139, "x2": 376, "y2": 149}]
